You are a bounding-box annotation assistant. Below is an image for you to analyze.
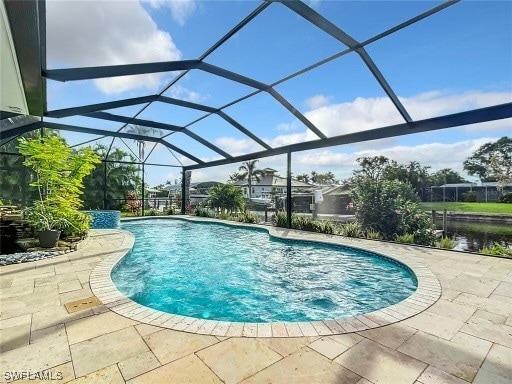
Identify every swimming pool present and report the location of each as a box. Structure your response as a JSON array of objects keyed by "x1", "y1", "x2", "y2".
[{"x1": 112, "y1": 219, "x2": 417, "y2": 323}]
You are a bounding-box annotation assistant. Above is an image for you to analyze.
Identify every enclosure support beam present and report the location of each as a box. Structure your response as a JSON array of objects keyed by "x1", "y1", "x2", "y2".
[
  {"x1": 181, "y1": 168, "x2": 186, "y2": 215},
  {"x1": 286, "y1": 151, "x2": 292, "y2": 229},
  {"x1": 103, "y1": 161, "x2": 107, "y2": 210},
  {"x1": 142, "y1": 163, "x2": 145, "y2": 216}
]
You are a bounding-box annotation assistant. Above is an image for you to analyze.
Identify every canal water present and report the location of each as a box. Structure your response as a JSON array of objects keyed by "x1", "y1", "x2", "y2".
[{"x1": 435, "y1": 219, "x2": 512, "y2": 252}]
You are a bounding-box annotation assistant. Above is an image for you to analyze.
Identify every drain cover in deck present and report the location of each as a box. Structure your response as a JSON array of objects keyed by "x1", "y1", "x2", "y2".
[{"x1": 64, "y1": 296, "x2": 102, "y2": 313}]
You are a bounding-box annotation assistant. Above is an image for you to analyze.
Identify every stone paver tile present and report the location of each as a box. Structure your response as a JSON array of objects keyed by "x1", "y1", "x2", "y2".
[
  {"x1": 446, "y1": 275, "x2": 500, "y2": 297},
  {"x1": 440, "y1": 289, "x2": 461, "y2": 302},
  {"x1": 127, "y1": 354, "x2": 222, "y2": 384},
  {"x1": 493, "y1": 281, "x2": 512, "y2": 298},
  {"x1": 0, "y1": 283, "x2": 34, "y2": 298},
  {"x1": 0, "y1": 313, "x2": 31, "y2": 329},
  {"x1": 0, "y1": 332, "x2": 71, "y2": 375},
  {"x1": 416, "y1": 365, "x2": 470, "y2": 384},
  {"x1": 426, "y1": 299, "x2": 476, "y2": 322},
  {"x1": 329, "y1": 332, "x2": 364, "y2": 348},
  {"x1": 70, "y1": 327, "x2": 148, "y2": 377},
  {"x1": 357, "y1": 322, "x2": 417, "y2": 349},
  {"x1": 472, "y1": 309, "x2": 506, "y2": 324},
  {"x1": 460, "y1": 317, "x2": 512, "y2": 347},
  {"x1": 242, "y1": 347, "x2": 360, "y2": 384},
  {"x1": 68, "y1": 365, "x2": 124, "y2": 384},
  {"x1": 59, "y1": 288, "x2": 94, "y2": 304},
  {"x1": 66, "y1": 311, "x2": 138, "y2": 344},
  {"x1": 32, "y1": 306, "x2": 94, "y2": 331},
  {"x1": 0, "y1": 323, "x2": 31, "y2": 352},
  {"x1": 134, "y1": 323, "x2": 162, "y2": 337},
  {"x1": 397, "y1": 331, "x2": 491, "y2": 382},
  {"x1": 76, "y1": 270, "x2": 91, "y2": 284},
  {"x1": 1, "y1": 290, "x2": 61, "y2": 318},
  {"x1": 506, "y1": 315, "x2": 512, "y2": 327},
  {"x1": 197, "y1": 338, "x2": 282, "y2": 383},
  {"x1": 355, "y1": 379, "x2": 374, "y2": 384},
  {"x1": 30, "y1": 323, "x2": 67, "y2": 344},
  {"x1": 308, "y1": 337, "x2": 349, "y2": 360},
  {"x1": 403, "y1": 311, "x2": 464, "y2": 340},
  {"x1": 335, "y1": 338, "x2": 426, "y2": 384},
  {"x1": 144, "y1": 329, "x2": 218, "y2": 364},
  {"x1": 118, "y1": 351, "x2": 161, "y2": 381},
  {"x1": 58, "y1": 280, "x2": 83, "y2": 294},
  {"x1": 473, "y1": 344, "x2": 512, "y2": 384},
  {"x1": 35, "y1": 272, "x2": 78, "y2": 287},
  {"x1": 454, "y1": 293, "x2": 512, "y2": 317},
  {"x1": 92, "y1": 305, "x2": 109, "y2": 315},
  {"x1": 11, "y1": 362, "x2": 76, "y2": 384},
  {"x1": 258, "y1": 336, "x2": 316, "y2": 357}
]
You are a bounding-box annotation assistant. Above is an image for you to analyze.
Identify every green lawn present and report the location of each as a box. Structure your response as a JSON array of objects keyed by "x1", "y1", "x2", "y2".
[{"x1": 419, "y1": 202, "x2": 512, "y2": 214}]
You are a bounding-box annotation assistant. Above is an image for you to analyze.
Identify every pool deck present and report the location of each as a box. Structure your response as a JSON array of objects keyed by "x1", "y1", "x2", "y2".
[{"x1": 1, "y1": 223, "x2": 512, "y2": 383}]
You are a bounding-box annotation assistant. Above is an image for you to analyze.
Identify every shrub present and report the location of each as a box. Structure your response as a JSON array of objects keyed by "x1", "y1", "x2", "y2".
[
  {"x1": 166, "y1": 206, "x2": 176, "y2": 215},
  {"x1": 236, "y1": 212, "x2": 259, "y2": 224},
  {"x1": 462, "y1": 191, "x2": 477, "y2": 202},
  {"x1": 273, "y1": 211, "x2": 288, "y2": 228},
  {"x1": 438, "y1": 236, "x2": 457, "y2": 249},
  {"x1": 499, "y1": 192, "x2": 512, "y2": 203},
  {"x1": 194, "y1": 206, "x2": 215, "y2": 218},
  {"x1": 395, "y1": 233, "x2": 414, "y2": 244},
  {"x1": 338, "y1": 222, "x2": 361, "y2": 238},
  {"x1": 147, "y1": 209, "x2": 158, "y2": 216},
  {"x1": 366, "y1": 229, "x2": 383, "y2": 240},
  {"x1": 208, "y1": 184, "x2": 245, "y2": 213},
  {"x1": 217, "y1": 211, "x2": 235, "y2": 221},
  {"x1": 480, "y1": 242, "x2": 512, "y2": 257},
  {"x1": 62, "y1": 211, "x2": 91, "y2": 238},
  {"x1": 351, "y1": 179, "x2": 435, "y2": 246}
]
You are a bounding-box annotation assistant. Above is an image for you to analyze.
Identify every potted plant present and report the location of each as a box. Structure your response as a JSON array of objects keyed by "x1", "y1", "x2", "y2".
[
  {"x1": 17, "y1": 135, "x2": 100, "y2": 247},
  {"x1": 24, "y1": 202, "x2": 71, "y2": 248}
]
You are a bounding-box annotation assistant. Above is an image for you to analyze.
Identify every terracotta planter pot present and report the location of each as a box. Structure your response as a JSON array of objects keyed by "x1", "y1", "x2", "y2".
[{"x1": 38, "y1": 230, "x2": 61, "y2": 248}]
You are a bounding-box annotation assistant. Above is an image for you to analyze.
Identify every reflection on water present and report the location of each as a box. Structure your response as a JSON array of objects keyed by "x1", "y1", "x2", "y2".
[{"x1": 435, "y1": 219, "x2": 512, "y2": 252}]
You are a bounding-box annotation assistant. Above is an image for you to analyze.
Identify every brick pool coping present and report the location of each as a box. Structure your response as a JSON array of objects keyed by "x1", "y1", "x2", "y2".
[{"x1": 89, "y1": 216, "x2": 441, "y2": 338}]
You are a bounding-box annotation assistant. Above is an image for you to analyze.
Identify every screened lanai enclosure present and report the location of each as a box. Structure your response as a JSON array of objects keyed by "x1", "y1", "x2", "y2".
[{"x1": 1, "y1": 0, "x2": 511, "y2": 226}]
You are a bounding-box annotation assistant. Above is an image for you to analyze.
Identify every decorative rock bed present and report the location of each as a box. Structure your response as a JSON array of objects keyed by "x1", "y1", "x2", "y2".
[{"x1": 0, "y1": 236, "x2": 88, "y2": 266}]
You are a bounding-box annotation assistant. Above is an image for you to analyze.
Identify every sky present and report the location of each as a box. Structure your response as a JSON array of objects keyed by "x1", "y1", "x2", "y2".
[{"x1": 43, "y1": 0, "x2": 512, "y2": 186}]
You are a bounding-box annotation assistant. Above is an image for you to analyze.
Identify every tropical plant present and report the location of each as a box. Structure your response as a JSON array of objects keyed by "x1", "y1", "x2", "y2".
[
  {"x1": 194, "y1": 206, "x2": 215, "y2": 218},
  {"x1": 125, "y1": 124, "x2": 163, "y2": 165},
  {"x1": 236, "y1": 211, "x2": 260, "y2": 224},
  {"x1": 273, "y1": 211, "x2": 288, "y2": 227},
  {"x1": 395, "y1": 233, "x2": 415, "y2": 244},
  {"x1": 479, "y1": 242, "x2": 512, "y2": 258},
  {"x1": 238, "y1": 160, "x2": 265, "y2": 198},
  {"x1": 438, "y1": 236, "x2": 457, "y2": 249},
  {"x1": 82, "y1": 145, "x2": 141, "y2": 210},
  {"x1": 17, "y1": 136, "x2": 100, "y2": 237},
  {"x1": 338, "y1": 222, "x2": 361, "y2": 238},
  {"x1": 208, "y1": 184, "x2": 245, "y2": 213},
  {"x1": 365, "y1": 229, "x2": 383, "y2": 240}
]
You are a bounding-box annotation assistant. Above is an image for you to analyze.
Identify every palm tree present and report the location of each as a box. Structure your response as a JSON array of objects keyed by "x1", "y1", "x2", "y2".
[
  {"x1": 238, "y1": 160, "x2": 265, "y2": 198},
  {"x1": 125, "y1": 125, "x2": 163, "y2": 167}
]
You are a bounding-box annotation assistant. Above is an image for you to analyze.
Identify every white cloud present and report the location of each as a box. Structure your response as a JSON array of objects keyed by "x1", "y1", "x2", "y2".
[
  {"x1": 301, "y1": 90, "x2": 511, "y2": 140},
  {"x1": 166, "y1": 84, "x2": 204, "y2": 103},
  {"x1": 304, "y1": 94, "x2": 330, "y2": 110},
  {"x1": 47, "y1": 0, "x2": 182, "y2": 94},
  {"x1": 144, "y1": 0, "x2": 197, "y2": 26}
]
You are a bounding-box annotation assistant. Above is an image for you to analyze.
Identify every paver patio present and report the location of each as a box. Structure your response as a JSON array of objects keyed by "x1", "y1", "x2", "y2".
[{"x1": 1, "y1": 226, "x2": 511, "y2": 383}]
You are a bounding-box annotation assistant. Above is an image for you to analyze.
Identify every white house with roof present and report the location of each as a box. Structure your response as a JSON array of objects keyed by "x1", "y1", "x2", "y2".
[{"x1": 234, "y1": 168, "x2": 314, "y2": 199}]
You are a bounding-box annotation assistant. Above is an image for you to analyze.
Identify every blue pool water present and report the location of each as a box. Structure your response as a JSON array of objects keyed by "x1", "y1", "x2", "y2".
[{"x1": 112, "y1": 219, "x2": 417, "y2": 322}]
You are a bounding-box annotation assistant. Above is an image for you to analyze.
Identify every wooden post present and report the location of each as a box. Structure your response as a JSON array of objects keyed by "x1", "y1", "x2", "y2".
[
  {"x1": 431, "y1": 210, "x2": 436, "y2": 225},
  {"x1": 442, "y1": 209, "x2": 447, "y2": 236}
]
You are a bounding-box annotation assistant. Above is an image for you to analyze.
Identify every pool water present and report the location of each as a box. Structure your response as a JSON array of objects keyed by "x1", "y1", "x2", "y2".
[{"x1": 112, "y1": 219, "x2": 417, "y2": 323}]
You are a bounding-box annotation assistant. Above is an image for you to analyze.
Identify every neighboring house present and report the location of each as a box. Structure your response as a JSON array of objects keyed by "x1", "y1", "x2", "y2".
[
  {"x1": 234, "y1": 168, "x2": 314, "y2": 199},
  {"x1": 162, "y1": 181, "x2": 223, "y2": 206},
  {"x1": 427, "y1": 182, "x2": 512, "y2": 202}
]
